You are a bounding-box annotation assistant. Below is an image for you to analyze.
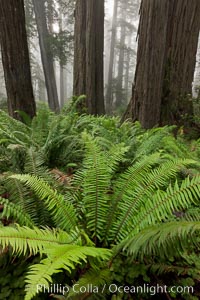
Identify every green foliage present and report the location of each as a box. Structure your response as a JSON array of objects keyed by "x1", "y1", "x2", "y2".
[
  {"x1": 0, "y1": 197, "x2": 34, "y2": 227},
  {"x1": 1, "y1": 106, "x2": 197, "y2": 171},
  {"x1": 122, "y1": 221, "x2": 200, "y2": 259},
  {"x1": 1, "y1": 109, "x2": 200, "y2": 299},
  {"x1": 0, "y1": 226, "x2": 111, "y2": 300},
  {"x1": 26, "y1": 245, "x2": 110, "y2": 300},
  {"x1": 0, "y1": 252, "x2": 45, "y2": 300},
  {"x1": 10, "y1": 174, "x2": 77, "y2": 231},
  {"x1": 115, "y1": 173, "x2": 200, "y2": 245}
]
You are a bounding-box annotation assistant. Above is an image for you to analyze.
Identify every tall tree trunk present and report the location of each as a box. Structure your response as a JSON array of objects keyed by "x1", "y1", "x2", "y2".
[
  {"x1": 115, "y1": 19, "x2": 126, "y2": 108},
  {"x1": 38, "y1": 79, "x2": 46, "y2": 102},
  {"x1": 73, "y1": 0, "x2": 87, "y2": 97},
  {"x1": 106, "y1": 0, "x2": 119, "y2": 114},
  {"x1": 123, "y1": 0, "x2": 169, "y2": 127},
  {"x1": 60, "y1": 65, "x2": 65, "y2": 108},
  {"x1": 32, "y1": 0, "x2": 60, "y2": 112},
  {"x1": 86, "y1": 0, "x2": 105, "y2": 115},
  {"x1": 59, "y1": 8, "x2": 65, "y2": 108},
  {"x1": 0, "y1": 0, "x2": 36, "y2": 120},
  {"x1": 123, "y1": 0, "x2": 200, "y2": 128},
  {"x1": 161, "y1": 0, "x2": 200, "y2": 125},
  {"x1": 193, "y1": 36, "x2": 200, "y2": 98},
  {"x1": 46, "y1": 0, "x2": 54, "y2": 33},
  {"x1": 73, "y1": 0, "x2": 105, "y2": 115},
  {"x1": 124, "y1": 34, "x2": 132, "y2": 103},
  {"x1": 64, "y1": 67, "x2": 68, "y2": 100}
]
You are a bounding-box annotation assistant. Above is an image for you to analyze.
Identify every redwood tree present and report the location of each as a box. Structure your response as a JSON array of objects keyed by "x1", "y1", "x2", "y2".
[
  {"x1": 32, "y1": 0, "x2": 60, "y2": 112},
  {"x1": 73, "y1": 0, "x2": 105, "y2": 115},
  {"x1": 106, "y1": 0, "x2": 119, "y2": 114},
  {"x1": 115, "y1": 2, "x2": 127, "y2": 109},
  {"x1": 73, "y1": 0, "x2": 86, "y2": 98},
  {"x1": 0, "y1": 0, "x2": 36, "y2": 120},
  {"x1": 123, "y1": 0, "x2": 200, "y2": 128}
]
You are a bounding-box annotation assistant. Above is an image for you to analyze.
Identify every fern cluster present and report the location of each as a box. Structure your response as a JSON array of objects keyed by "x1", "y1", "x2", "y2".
[
  {"x1": 1, "y1": 107, "x2": 200, "y2": 299},
  {"x1": 1, "y1": 106, "x2": 196, "y2": 172},
  {"x1": 0, "y1": 129, "x2": 200, "y2": 298}
]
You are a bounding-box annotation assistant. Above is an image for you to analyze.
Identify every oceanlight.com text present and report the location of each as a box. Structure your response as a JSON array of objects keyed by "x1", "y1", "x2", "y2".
[{"x1": 27, "y1": 283, "x2": 194, "y2": 296}]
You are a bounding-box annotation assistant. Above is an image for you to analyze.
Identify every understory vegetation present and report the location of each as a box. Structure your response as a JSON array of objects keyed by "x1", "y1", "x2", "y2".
[{"x1": 1, "y1": 101, "x2": 200, "y2": 300}]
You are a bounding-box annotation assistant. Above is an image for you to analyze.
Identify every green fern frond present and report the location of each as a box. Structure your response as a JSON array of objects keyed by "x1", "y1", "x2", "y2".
[
  {"x1": 184, "y1": 207, "x2": 200, "y2": 221},
  {"x1": 4, "y1": 175, "x2": 29, "y2": 209},
  {"x1": 8, "y1": 175, "x2": 52, "y2": 226},
  {"x1": 10, "y1": 174, "x2": 77, "y2": 231},
  {"x1": 0, "y1": 197, "x2": 34, "y2": 227},
  {"x1": 163, "y1": 135, "x2": 194, "y2": 159},
  {"x1": 0, "y1": 110, "x2": 33, "y2": 147},
  {"x1": 25, "y1": 245, "x2": 111, "y2": 300},
  {"x1": 105, "y1": 143, "x2": 129, "y2": 171},
  {"x1": 111, "y1": 165, "x2": 200, "y2": 243},
  {"x1": 150, "y1": 262, "x2": 200, "y2": 276},
  {"x1": 42, "y1": 115, "x2": 66, "y2": 152},
  {"x1": 67, "y1": 268, "x2": 112, "y2": 298},
  {"x1": 31, "y1": 105, "x2": 53, "y2": 146},
  {"x1": 0, "y1": 225, "x2": 71, "y2": 256},
  {"x1": 2, "y1": 174, "x2": 49, "y2": 225},
  {"x1": 134, "y1": 126, "x2": 175, "y2": 159},
  {"x1": 121, "y1": 221, "x2": 200, "y2": 260},
  {"x1": 24, "y1": 148, "x2": 48, "y2": 176},
  {"x1": 23, "y1": 148, "x2": 54, "y2": 224},
  {"x1": 141, "y1": 158, "x2": 197, "y2": 189},
  {"x1": 81, "y1": 133, "x2": 113, "y2": 242},
  {"x1": 106, "y1": 153, "x2": 161, "y2": 242},
  {"x1": 131, "y1": 175, "x2": 200, "y2": 234}
]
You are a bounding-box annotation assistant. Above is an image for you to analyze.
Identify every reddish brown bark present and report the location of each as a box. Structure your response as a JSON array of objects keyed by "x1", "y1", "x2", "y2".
[
  {"x1": 0, "y1": 0, "x2": 36, "y2": 120},
  {"x1": 73, "y1": 0, "x2": 105, "y2": 115},
  {"x1": 123, "y1": 0, "x2": 200, "y2": 128},
  {"x1": 33, "y1": 0, "x2": 60, "y2": 112}
]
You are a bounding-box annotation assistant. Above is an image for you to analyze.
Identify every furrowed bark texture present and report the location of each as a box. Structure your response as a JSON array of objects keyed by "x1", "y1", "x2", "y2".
[
  {"x1": 161, "y1": 0, "x2": 200, "y2": 125},
  {"x1": 106, "y1": 0, "x2": 119, "y2": 114},
  {"x1": 123, "y1": 0, "x2": 200, "y2": 128},
  {"x1": 0, "y1": 0, "x2": 36, "y2": 120},
  {"x1": 115, "y1": 1, "x2": 128, "y2": 109},
  {"x1": 73, "y1": 0, "x2": 87, "y2": 96},
  {"x1": 73, "y1": 0, "x2": 105, "y2": 115},
  {"x1": 32, "y1": 0, "x2": 60, "y2": 112}
]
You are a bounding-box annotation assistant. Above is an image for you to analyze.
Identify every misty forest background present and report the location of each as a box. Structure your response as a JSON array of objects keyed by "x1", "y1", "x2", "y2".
[
  {"x1": 0, "y1": 0, "x2": 200, "y2": 127},
  {"x1": 1, "y1": 1, "x2": 200, "y2": 300},
  {"x1": 0, "y1": 0, "x2": 140, "y2": 116}
]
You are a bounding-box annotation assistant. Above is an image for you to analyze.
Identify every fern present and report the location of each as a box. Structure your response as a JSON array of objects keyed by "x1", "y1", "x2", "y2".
[
  {"x1": 0, "y1": 110, "x2": 36, "y2": 147},
  {"x1": 31, "y1": 105, "x2": 54, "y2": 147},
  {"x1": 105, "y1": 153, "x2": 161, "y2": 242},
  {"x1": 0, "y1": 225, "x2": 111, "y2": 300},
  {"x1": 163, "y1": 135, "x2": 195, "y2": 159},
  {"x1": 10, "y1": 174, "x2": 77, "y2": 231},
  {"x1": 0, "y1": 226, "x2": 71, "y2": 255},
  {"x1": 1, "y1": 122, "x2": 200, "y2": 299},
  {"x1": 3, "y1": 175, "x2": 52, "y2": 226},
  {"x1": 184, "y1": 207, "x2": 200, "y2": 221},
  {"x1": 0, "y1": 197, "x2": 34, "y2": 227},
  {"x1": 109, "y1": 160, "x2": 199, "y2": 243},
  {"x1": 24, "y1": 148, "x2": 48, "y2": 177},
  {"x1": 134, "y1": 126, "x2": 175, "y2": 159},
  {"x1": 25, "y1": 245, "x2": 111, "y2": 300},
  {"x1": 2, "y1": 175, "x2": 46, "y2": 225},
  {"x1": 4, "y1": 175, "x2": 29, "y2": 209},
  {"x1": 121, "y1": 221, "x2": 200, "y2": 260},
  {"x1": 67, "y1": 268, "x2": 112, "y2": 298},
  {"x1": 80, "y1": 133, "x2": 112, "y2": 243},
  {"x1": 150, "y1": 262, "x2": 200, "y2": 276},
  {"x1": 104, "y1": 142, "x2": 129, "y2": 171},
  {"x1": 130, "y1": 175, "x2": 200, "y2": 235}
]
